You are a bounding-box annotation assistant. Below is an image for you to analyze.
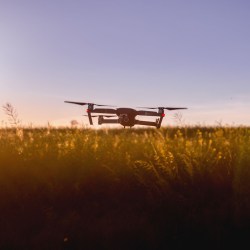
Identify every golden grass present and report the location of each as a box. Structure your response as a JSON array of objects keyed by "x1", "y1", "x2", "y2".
[{"x1": 0, "y1": 126, "x2": 250, "y2": 248}]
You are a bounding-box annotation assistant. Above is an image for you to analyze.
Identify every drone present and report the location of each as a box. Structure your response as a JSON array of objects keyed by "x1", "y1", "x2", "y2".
[{"x1": 65, "y1": 101, "x2": 187, "y2": 129}]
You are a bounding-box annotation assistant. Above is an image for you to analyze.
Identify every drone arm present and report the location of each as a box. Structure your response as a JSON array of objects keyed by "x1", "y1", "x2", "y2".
[
  {"x1": 91, "y1": 108, "x2": 117, "y2": 114},
  {"x1": 98, "y1": 118, "x2": 119, "y2": 125},
  {"x1": 136, "y1": 110, "x2": 160, "y2": 116},
  {"x1": 135, "y1": 120, "x2": 157, "y2": 127}
]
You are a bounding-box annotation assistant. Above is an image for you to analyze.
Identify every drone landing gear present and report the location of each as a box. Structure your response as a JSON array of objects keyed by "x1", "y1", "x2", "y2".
[{"x1": 156, "y1": 116, "x2": 164, "y2": 129}]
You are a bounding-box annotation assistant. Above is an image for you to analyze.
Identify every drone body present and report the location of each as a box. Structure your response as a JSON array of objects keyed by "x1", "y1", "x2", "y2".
[{"x1": 65, "y1": 101, "x2": 187, "y2": 129}]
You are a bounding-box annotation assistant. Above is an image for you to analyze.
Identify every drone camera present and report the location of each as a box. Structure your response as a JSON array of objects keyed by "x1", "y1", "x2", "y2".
[{"x1": 118, "y1": 114, "x2": 129, "y2": 123}]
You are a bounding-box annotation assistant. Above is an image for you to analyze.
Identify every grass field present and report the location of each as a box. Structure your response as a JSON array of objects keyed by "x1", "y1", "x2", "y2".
[{"x1": 0, "y1": 126, "x2": 250, "y2": 249}]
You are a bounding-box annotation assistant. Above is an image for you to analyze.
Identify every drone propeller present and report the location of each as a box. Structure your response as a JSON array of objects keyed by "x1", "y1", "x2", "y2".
[
  {"x1": 137, "y1": 107, "x2": 187, "y2": 110},
  {"x1": 65, "y1": 101, "x2": 115, "y2": 107}
]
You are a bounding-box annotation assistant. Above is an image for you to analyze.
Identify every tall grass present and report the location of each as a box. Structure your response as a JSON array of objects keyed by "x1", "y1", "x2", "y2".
[{"x1": 0, "y1": 127, "x2": 250, "y2": 249}]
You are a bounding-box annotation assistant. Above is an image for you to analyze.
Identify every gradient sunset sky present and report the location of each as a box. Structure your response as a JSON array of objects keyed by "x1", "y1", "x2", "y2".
[{"x1": 1, "y1": 0, "x2": 250, "y2": 127}]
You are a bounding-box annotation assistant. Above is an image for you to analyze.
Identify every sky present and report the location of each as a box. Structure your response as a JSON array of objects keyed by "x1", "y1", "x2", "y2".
[{"x1": 1, "y1": 0, "x2": 250, "y2": 127}]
